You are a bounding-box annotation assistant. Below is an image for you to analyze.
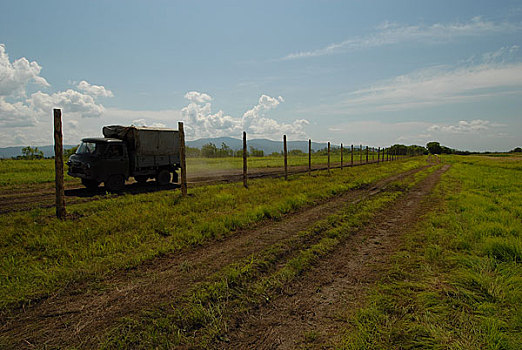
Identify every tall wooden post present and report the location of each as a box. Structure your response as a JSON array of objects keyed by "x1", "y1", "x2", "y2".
[
  {"x1": 178, "y1": 122, "x2": 187, "y2": 197},
  {"x1": 366, "y1": 146, "x2": 369, "y2": 164},
  {"x1": 360, "y1": 144, "x2": 362, "y2": 164},
  {"x1": 243, "y1": 131, "x2": 248, "y2": 188},
  {"x1": 382, "y1": 147, "x2": 385, "y2": 162},
  {"x1": 351, "y1": 144, "x2": 354, "y2": 167},
  {"x1": 327, "y1": 142, "x2": 331, "y2": 174},
  {"x1": 54, "y1": 109, "x2": 66, "y2": 220},
  {"x1": 340, "y1": 143, "x2": 343, "y2": 170},
  {"x1": 283, "y1": 135, "x2": 288, "y2": 180},
  {"x1": 377, "y1": 147, "x2": 380, "y2": 163},
  {"x1": 308, "y1": 139, "x2": 312, "y2": 176}
]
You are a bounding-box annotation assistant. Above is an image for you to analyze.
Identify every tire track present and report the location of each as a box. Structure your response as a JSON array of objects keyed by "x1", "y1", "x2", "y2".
[{"x1": 0, "y1": 163, "x2": 425, "y2": 349}]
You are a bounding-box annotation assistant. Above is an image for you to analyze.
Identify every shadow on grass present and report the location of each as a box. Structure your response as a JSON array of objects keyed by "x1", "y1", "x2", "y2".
[{"x1": 65, "y1": 181, "x2": 181, "y2": 198}]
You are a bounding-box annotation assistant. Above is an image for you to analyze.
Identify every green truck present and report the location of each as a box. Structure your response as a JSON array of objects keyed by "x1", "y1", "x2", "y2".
[{"x1": 67, "y1": 125, "x2": 180, "y2": 191}]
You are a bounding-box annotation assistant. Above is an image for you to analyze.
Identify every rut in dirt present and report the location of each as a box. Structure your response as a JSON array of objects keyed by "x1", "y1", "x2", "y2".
[
  {"x1": 0, "y1": 163, "x2": 427, "y2": 349},
  {"x1": 222, "y1": 164, "x2": 450, "y2": 350}
]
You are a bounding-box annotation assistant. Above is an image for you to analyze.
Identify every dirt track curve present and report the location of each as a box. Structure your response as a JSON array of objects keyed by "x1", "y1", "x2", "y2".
[{"x1": 0, "y1": 162, "x2": 428, "y2": 349}]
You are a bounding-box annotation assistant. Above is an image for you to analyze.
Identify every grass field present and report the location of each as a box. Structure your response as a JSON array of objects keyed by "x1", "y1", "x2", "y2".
[
  {"x1": 341, "y1": 155, "x2": 522, "y2": 349},
  {"x1": 0, "y1": 151, "x2": 381, "y2": 187},
  {"x1": 0, "y1": 157, "x2": 420, "y2": 309},
  {"x1": 2, "y1": 154, "x2": 519, "y2": 349}
]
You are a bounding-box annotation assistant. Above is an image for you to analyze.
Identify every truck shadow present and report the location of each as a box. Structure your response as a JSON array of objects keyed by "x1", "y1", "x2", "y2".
[{"x1": 65, "y1": 182, "x2": 181, "y2": 198}]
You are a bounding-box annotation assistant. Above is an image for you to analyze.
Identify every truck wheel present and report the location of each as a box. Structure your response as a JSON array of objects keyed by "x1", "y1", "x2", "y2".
[
  {"x1": 156, "y1": 170, "x2": 171, "y2": 186},
  {"x1": 81, "y1": 179, "x2": 100, "y2": 190},
  {"x1": 105, "y1": 174, "x2": 125, "y2": 192},
  {"x1": 135, "y1": 175, "x2": 148, "y2": 184}
]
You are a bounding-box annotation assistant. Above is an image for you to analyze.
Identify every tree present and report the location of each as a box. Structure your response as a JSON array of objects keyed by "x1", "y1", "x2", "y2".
[
  {"x1": 249, "y1": 146, "x2": 264, "y2": 157},
  {"x1": 217, "y1": 142, "x2": 233, "y2": 157},
  {"x1": 21, "y1": 146, "x2": 44, "y2": 159},
  {"x1": 201, "y1": 143, "x2": 218, "y2": 158},
  {"x1": 185, "y1": 146, "x2": 201, "y2": 158},
  {"x1": 426, "y1": 142, "x2": 442, "y2": 155}
]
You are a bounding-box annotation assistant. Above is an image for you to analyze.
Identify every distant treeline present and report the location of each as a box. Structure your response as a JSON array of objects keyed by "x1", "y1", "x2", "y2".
[{"x1": 6, "y1": 142, "x2": 521, "y2": 160}]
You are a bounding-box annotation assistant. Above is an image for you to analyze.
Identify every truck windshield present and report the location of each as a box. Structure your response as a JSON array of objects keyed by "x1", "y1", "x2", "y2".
[{"x1": 76, "y1": 142, "x2": 98, "y2": 155}]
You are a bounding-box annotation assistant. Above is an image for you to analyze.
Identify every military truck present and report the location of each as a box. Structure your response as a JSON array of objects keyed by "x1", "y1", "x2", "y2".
[{"x1": 67, "y1": 125, "x2": 180, "y2": 191}]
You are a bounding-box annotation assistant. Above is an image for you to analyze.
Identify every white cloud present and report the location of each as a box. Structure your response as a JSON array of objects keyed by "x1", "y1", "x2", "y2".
[
  {"x1": 184, "y1": 91, "x2": 212, "y2": 103},
  {"x1": 0, "y1": 45, "x2": 110, "y2": 133},
  {"x1": 180, "y1": 92, "x2": 308, "y2": 139},
  {"x1": 428, "y1": 119, "x2": 504, "y2": 134},
  {"x1": 0, "y1": 97, "x2": 36, "y2": 127},
  {"x1": 77, "y1": 80, "x2": 114, "y2": 97},
  {"x1": 30, "y1": 90, "x2": 106, "y2": 118},
  {"x1": 339, "y1": 60, "x2": 522, "y2": 113},
  {"x1": 0, "y1": 44, "x2": 49, "y2": 97},
  {"x1": 281, "y1": 17, "x2": 522, "y2": 60}
]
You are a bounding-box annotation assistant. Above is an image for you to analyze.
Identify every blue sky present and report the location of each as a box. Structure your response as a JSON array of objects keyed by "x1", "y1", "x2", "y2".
[{"x1": 1, "y1": 0, "x2": 521, "y2": 151}]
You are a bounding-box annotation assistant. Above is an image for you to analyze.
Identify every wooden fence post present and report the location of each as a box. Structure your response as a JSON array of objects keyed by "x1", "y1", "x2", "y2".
[
  {"x1": 327, "y1": 142, "x2": 331, "y2": 174},
  {"x1": 308, "y1": 139, "x2": 312, "y2": 175},
  {"x1": 377, "y1": 147, "x2": 380, "y2": 163},
  {"x1": 360, "y1": 144, "x2": 362, "y2": 164},
  {"x1": 178, "y1": 122, "x2": 187, "y2": 197},
  {"x1": 366, "y1": 146, "x2": 369, "y2": 164},
  {"x1": 351, "y1": 144, "x2": 354, "y2": 167},
  {"x1": 340, "y1": 143, "x2": 343, "y2": 170},
  {"x1": 283, "y1": 134, "x2": 288, "y2": 180},
  {"x1": 243, "y1": 131, "x2": 248, "y2": 188},
  {"x1": 54, "y1": 109, "x2": 66, "y2": 220}
]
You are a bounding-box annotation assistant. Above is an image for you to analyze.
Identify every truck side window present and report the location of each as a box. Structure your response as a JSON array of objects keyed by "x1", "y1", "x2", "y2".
[{"x1": 107, "y1": 144, "x2": 123, "y2": 158}]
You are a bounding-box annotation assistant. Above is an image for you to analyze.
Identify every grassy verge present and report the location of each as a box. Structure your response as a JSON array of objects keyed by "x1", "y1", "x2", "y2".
[
  {"x1": 0, "y1": 157, "x2": 424, "y2": 309},
  {"x1": 340, "y1": 155, "x2": 522, "y2": 349},
  {"x1": 101, "y1": 164, "x2": 438, "y2": 349}
]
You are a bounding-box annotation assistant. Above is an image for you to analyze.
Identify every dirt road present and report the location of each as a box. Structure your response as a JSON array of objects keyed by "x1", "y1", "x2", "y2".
[
  {"x1": 223, "y1": 164, "x2": 450, "y2": 349},
  {"x1": 0, "y1": 163, "x2": 425, "y2": 349}
]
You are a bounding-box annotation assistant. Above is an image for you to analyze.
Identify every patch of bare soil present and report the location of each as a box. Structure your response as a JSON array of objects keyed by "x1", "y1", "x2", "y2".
[
  {"x1": 0, "y1": 160, "x2": 376, "y2": 214},
  {"x1": 222, "y1": 164, "x2": 450, "y2": 350},
  {"x1": 0, "y1": 163, "x2": 423, "y2": 349}
]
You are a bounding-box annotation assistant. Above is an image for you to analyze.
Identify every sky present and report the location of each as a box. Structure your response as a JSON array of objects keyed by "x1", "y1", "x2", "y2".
[{"x1": 1, "y1": 0, "x2": 521, "y2": 151}]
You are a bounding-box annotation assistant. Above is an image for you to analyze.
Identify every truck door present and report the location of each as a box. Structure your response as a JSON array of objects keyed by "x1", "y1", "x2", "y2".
[{"x1": 101, "y1": 143, "x2": 129, "y2": 179}]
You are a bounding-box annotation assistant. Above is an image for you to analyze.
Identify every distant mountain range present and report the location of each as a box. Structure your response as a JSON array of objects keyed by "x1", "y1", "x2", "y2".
[{"x1": 0, "y1": 137, "x2": 351, "y2": 158}]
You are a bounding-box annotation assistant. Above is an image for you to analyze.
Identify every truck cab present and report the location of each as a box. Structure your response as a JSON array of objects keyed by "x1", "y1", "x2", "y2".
[{"x1": 67, "y1": 138, "x2": 129, "y2": 191}]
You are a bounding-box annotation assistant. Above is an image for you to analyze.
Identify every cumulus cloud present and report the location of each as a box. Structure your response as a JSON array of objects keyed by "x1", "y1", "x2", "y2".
[
  {"x1": 180, "y1": 92, "x2": 308, "y2": 139},
  {"x1": 281, "y1": 17, "x2": 522, "y2": 60},
  {"x1": 131, "y1": 118, "x2": 166, "y2": 128},
  {"x1": 184, "y1": 91, "x2": 212, "y2": 103},
  {"x1": 77, "y1": 80, "x2": 114, "y2": 97},
  {"x1": 0, "y1": 44, "x2": 111, "y2": 137},
  {"x1": 29, "y1": 90, "x2": 106, "y2": 118},
  {"x1": 0, "y1": 97, "x2": 36, "y2": 127},
  {"x1": 0, "y1": 44, "x2": 49, "y2": 97}
]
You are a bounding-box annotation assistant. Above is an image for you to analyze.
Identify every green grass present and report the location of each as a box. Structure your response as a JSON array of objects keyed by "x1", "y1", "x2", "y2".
[
  {"x1": 0, "y1": 158, "x2": 78, "y2": 186},
  {"x1": 0, "y1": 157, "x2": 424, "y2": 310},
  {"x1": 340, "y1": 155, "x2": 522, "y2": 349},
  {"x1": 100, "y1": 162, "x2": 439, "y2": 348},
  {"x1": 0, "y1": 152, "x2": 384, "y2": 187}
]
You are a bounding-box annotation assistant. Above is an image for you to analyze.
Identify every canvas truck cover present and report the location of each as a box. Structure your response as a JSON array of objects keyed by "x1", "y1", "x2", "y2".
[{"x1": 103, "y1": 125, "x2": 180, "y2": 156}]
